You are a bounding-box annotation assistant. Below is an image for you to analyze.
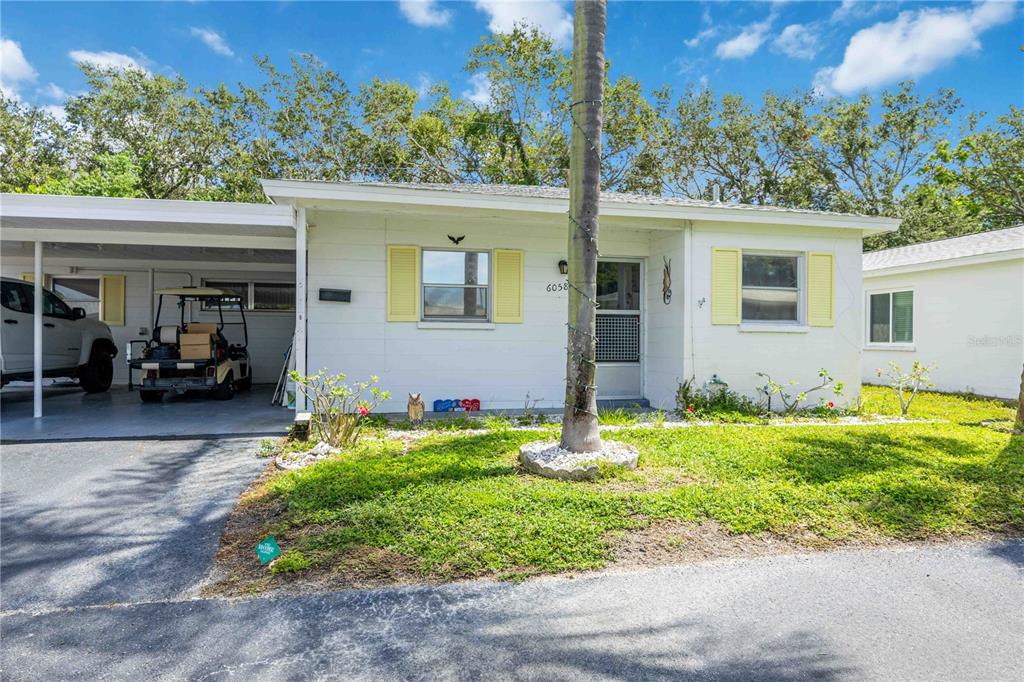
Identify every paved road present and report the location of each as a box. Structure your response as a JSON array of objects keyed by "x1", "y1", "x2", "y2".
[
  {"x1": 2, "y1": 438, "x2": 1022, "y2": 680},
  {"x1": 1, "y1": 437, "x2": 266, "y2": 611},
  {"x1": 3, "y1": 541, "x2": 1022, "y2": 680}
]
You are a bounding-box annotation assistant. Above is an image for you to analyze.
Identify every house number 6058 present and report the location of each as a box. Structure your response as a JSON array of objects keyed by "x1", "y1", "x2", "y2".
[{"x1": 546, "y1": 281, "x2": 569, "y2": 292}]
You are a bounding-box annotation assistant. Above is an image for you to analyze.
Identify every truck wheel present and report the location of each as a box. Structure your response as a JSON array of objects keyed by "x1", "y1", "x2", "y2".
[
  {"x1": 140, "y1": 390, "x2": 164, "y2": 403},
  {"x1": 80, "y1": 347, "x2": 114, "y2": 393},
  {"x1": 212, "y1": 371, "x2": 235, "y2": 400}
]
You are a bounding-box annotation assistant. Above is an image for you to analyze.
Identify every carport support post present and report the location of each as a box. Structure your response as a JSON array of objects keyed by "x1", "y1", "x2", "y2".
[
  {"x1": 33, "y1": 240, "x2": 43, "y2": 419},
  {"x1": 294, "y1": 206, "x2": 307, "y2": 412}
]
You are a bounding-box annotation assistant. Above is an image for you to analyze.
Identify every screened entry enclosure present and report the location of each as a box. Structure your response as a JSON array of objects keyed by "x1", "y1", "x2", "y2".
[{"x1": 595, "y1": 260, "x2": 642, "y2": 399}]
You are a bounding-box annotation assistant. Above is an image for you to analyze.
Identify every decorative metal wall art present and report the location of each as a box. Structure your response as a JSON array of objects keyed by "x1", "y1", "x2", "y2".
[{"x1": 662, "y1": 256, "x2": 672, "y2": 304}]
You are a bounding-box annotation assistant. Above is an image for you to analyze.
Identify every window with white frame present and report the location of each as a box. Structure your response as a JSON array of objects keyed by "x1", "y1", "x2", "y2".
[
  {"x1": 52, "y1": 277, "x2": 101, "y2": 318},
  {"x1": 421, "y1": 249, "x2": 489, "y2": 320},
  {"x1": 868, "y1": 290, "x2": 913, "y2": 344},
  {"x1": 741, "y1": 253, "x2": 800, "y2": 322},
  {"x1": 202, "y1": 280, "x2": 294, "y2": 311}
]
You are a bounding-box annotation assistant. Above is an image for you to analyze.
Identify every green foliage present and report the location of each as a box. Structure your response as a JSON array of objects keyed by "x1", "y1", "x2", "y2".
[
  {"x1": 26, "y1": 152, "x2": 144, "y2": 197},
  {"x1": 757, "y1": 368, "x2": 844, "y2": 415},
  {"x1": 1, "y1": 36, "x2": 1017, "y2": 251},
  {"x1": 873, "y1": 361, "x2": 937, "y2": 417},
  {"x1": 250, "y1": 389, "x2": 1020, "y2": 582},
  {"x1": 674, "y1": 378, "x2": 762, "y2": 422},
  {"x1": 597, "y1": 408, "x2": 641, "y2": 426},
  {"x1": 270, "y1": 550, "x2": 313, "y2": 574},
  {"x1": 289, "y1": 369, "x2": 391, "y2": 448}
]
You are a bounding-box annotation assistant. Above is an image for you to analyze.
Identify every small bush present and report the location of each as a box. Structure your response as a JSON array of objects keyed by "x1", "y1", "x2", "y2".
[
  {"x1": 598, "y1": 408, "x2": 641, "y2": 426},
  {"x1": 483, "y1": 414, "x2": 515, "y2": 431},
  {"x1": 757, "y1": 368, "x2": 844, "y2": 415},
  {"x1": 289, "y1": 370, "x2": 391, "y2": 448},
  {"x1": 675, "y1": 378, "x2": 761, "y2": 421},
  {"x1": 270, "y1": 550, "x2": 313, "y2": 575},
  {"x1": 256, "y1": 438, "x2": 279, "y2": 458},
  {"x1": 874, "y1": 361, "x2": 936, "y2": 417}
]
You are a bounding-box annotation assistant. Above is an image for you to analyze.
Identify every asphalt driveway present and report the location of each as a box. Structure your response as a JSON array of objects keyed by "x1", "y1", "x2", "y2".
[
  {"x1": 1, "y1": 437, "x2": 1021, "y2": 680},
  {"x1": 0, "y1": 437, "x2": 266, "y2": 611}
]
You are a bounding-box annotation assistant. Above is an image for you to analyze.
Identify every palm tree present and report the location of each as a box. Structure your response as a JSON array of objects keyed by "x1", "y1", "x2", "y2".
[{"x1": 561, "y1": 0, "x2": 606, "y2": 452}]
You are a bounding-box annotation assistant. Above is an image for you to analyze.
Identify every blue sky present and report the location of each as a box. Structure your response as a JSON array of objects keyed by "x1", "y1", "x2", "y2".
[{"x1": 2, "y1": 1, "x2": 1021, "y2": 122}]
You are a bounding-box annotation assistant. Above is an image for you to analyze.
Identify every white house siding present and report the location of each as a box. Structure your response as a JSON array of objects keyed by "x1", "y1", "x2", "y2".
[
  {"x1": 686, "y1": 222, "x2": 865, "y2": 408},
  {"x1": 306, "y1": 208, "x2": 661, "y2": 412},
  {"x1": 1, "y1": 258, "x2": 294, "y2": 384},
  {"x1": 644, "y1": 229, "x2": 686, "y2": 410},
  {"x1": 862, "y1": 258, "x2": 1024, "y2": 399}
]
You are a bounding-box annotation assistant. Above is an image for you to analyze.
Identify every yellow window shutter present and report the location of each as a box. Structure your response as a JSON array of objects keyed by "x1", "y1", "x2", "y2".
[
  {"x1": 387, "y1": 245, "x2": 420, "y2": 321},
  {"x1": 100, "y1": 275, "x2": 126, "y2": 326},
  {"x1": 492, "y1": 249, "x2": 524, "y2": 323},
  {"x1": 711, "y1": 248, "x2": 741, "y2": 325},
  {"x1": 807, "y1": 252, "x2": 835, "y2": 327},
  {"x1": 21, "y1": 273, "x2": 51, "y2": 287}
]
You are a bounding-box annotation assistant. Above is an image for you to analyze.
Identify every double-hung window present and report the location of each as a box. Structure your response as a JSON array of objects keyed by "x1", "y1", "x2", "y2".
[
  {"x1": 741, "y1": 253, "x2": 800, "y2": 323},
  {"x1": 422, "y1": 249, "x2": 489, "y2": 320},
  {"x1": 868, "y1": 290, "x2": 913, "y2": 344}
]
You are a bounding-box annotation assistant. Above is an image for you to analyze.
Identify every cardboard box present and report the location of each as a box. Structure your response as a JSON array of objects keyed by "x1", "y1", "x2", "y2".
[{"x1": 179, "y1": 333, "x2": 212, "y2": 360}]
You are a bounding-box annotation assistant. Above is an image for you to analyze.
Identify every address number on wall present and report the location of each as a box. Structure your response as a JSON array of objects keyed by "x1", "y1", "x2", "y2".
[{"x1": 546, "y1": 281, "x2": 569, "y2": 293}]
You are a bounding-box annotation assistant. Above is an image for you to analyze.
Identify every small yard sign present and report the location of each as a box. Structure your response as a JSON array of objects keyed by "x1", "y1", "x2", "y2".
[{"x1": 255, "y1": 536, "x2": 281, "y2": 565}]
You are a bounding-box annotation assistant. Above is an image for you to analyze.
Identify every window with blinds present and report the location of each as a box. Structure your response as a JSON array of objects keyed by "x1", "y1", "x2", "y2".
[{"x1": 868, "y1": 290, "x2": 913, "y2": 344}]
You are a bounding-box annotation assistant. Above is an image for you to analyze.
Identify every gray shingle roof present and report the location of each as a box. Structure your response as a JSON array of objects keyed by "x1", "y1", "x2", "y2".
[
  {"x1": 863, "y1": 225, "x2": 1024, "y2": 272},
  {"x1": 345, "y1": 181, "x2": 885, "y2": 220}
]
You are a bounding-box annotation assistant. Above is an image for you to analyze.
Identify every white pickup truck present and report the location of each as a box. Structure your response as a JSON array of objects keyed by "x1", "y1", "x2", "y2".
[{"x1": 0, "y1": 276, "x2": 118, "y2": 392}]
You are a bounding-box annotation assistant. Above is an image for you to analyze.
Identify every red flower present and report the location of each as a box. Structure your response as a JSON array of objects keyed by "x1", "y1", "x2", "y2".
[
  {"x1": 686, "y1": 405, "x2": 695, "y2": 412},
  {"x1": 357, "y1": 406, "x2": 370, "y2": 417},
  {"x1": 827, "y1": 401, "x2": 835, "y2": 409}
]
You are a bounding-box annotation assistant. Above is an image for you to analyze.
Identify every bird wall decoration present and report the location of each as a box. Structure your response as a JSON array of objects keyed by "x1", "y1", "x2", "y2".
[{"x1": 447, "y1": 235, "x2": 466, "y2": 245}]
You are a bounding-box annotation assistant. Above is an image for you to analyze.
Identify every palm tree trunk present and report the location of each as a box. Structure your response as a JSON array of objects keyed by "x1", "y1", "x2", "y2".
[{"x1": 561, "y1": 0, "x2": 606, "y2": 452}]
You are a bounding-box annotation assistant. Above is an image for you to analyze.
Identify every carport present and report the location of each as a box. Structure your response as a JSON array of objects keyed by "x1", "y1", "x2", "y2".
[{"x1": 1, "y1": 193, "x2": 301, "y2": 434}]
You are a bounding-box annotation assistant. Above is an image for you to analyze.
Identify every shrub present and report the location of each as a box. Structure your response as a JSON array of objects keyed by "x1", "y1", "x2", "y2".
[
  {"x1": 289, "y1": 369, "x2": 391, "y2": 448},
  {"x1": 875, "y1": 361, "x2": 936, "y2": 417},
  {"x1": 270, "y1": 550, "x2": 313, "y2": 575},
  {"x1": 675, "y1": 378, "x2": 761, "y2": 421},
  {"x1": 598, "y1": 407, "x2": 641, "y2": 426},
  {"x1": 757, "y1": 369, "x2": 844, "y2": 415}
]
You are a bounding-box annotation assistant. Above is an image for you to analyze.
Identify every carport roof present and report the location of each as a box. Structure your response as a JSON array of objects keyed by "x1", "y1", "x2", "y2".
[{"x1": 0, "y1": 193, "x2": 296, "y2": 250}]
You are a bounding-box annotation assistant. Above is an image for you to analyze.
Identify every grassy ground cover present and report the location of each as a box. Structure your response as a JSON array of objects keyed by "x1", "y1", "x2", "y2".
[{"x1": 212, "y1": 387, "x2": 1021, "y2": 593}]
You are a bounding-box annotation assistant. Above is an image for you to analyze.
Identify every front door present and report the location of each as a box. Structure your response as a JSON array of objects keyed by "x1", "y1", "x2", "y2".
[{"x1": 595, "y1": 260, "x2": 642, "y2": 399}]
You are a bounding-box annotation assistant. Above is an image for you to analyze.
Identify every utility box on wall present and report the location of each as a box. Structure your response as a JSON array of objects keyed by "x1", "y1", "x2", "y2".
[{"x1": 319, "y1": 288, "x2": 351, "y2": 302}]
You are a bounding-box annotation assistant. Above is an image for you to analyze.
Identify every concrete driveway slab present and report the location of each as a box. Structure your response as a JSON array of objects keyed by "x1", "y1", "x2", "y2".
[
  {"x1": 1, "y1": 385, "x2": 292, "y2": 442},
  {"x1": 2, "y1": 542, "x2": 1022, "y2": 680},
  {"x1": 0, "y1": 438, "x2": 266, "y2": 611}
]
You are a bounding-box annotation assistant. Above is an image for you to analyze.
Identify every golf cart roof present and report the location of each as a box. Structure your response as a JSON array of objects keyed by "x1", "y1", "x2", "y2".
[{"x1": 154, "y1": 286, "x2": 241, "y2": 299}]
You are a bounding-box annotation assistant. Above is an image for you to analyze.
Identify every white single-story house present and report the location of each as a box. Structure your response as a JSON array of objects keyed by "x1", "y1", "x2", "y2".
[
  {"x1": 1, "y1": 183, "x2": 901, "y2": 417},
  {"x1": 260, "y1": 181, "x2": 898, "y2": 413},
  {"x1": 862, "y1": 225, "x2": 1024, "y2": 400}
]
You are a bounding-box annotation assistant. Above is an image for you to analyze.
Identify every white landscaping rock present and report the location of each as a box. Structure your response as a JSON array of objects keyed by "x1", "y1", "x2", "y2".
[{"x1": 519, "y1": 440, "x2": 639, "y2": 481}]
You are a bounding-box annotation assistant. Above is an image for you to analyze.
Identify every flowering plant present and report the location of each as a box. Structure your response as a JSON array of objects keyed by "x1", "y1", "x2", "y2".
[
  {"x1": 289, "y1": 370, "x2": 390, "y2": 447},
  {"x1": 756, "y1": 368, "x2": 844, "y2": 415},
  {"x1": 875, "y1": 361, "x2": 935, "y2": 417}
]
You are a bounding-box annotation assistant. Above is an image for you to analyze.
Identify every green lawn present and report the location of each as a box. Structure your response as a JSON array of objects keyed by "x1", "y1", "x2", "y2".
[{"x1": 233, "y1": 387, "x2": 1021, "y2": 587}]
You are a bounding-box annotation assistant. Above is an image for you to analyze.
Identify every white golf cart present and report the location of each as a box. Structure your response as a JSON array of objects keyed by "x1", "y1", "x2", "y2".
[{"x1": 128, "y1": 287, "x2": 253, "y2": 402}]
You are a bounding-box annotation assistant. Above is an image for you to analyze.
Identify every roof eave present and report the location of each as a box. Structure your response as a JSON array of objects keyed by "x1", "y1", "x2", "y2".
[
  {"x1": 260, "y1": 179, "x2": 901, "y2": 233},
  {"x1": 864, "y1": 248, "x2": 1024, "y2": 277}
]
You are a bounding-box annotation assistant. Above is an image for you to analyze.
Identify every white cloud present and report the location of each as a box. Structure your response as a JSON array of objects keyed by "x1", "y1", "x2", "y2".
[
  {"x1": 814, "y1": 1, "x2": 1016, "y2": 95},
  {"x1": 39, "y1": 82, "x2": 67, "y2": 100},
  {"x1": 416, "y1": 72, "x2": 434, "y2": 97},
  {"x1": 684, "y1": 27, "x2": 717, "y2": 49},
  {"x1": 462, "y1": 72, "x2": 491, "y2": 106},
  {"x1": 399, "y1": 0, "x2": 453, "y2": 28},
  {"x1": 69, "y1": 49, "x2": 148, "y2": 73},
  {"x1": 715, "y1": 18, "x2": 773, "y2": 59},
  {"x1": 1, "y1": 38, "x2": 38, "y2": 100},
  {"x1": 474, "y1": 0, "x2": 572, "y2": 47},
  {"x1": 830, "y1": 0, "x2": 884, "y2": 24},
  {"x1": 772, "y1": 23, "x2": 820, "y2": 60},
  {"x1": 189, "y1": 27, "x2": 234, "y2": 57},
  {"x1": 41, "y1": 104, "x2": 66, "y2": 122}
]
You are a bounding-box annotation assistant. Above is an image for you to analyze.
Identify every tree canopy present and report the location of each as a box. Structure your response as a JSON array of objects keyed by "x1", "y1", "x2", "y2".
[{"x1": 1, "y1": 25, "x2": 1019, "y2": 250}]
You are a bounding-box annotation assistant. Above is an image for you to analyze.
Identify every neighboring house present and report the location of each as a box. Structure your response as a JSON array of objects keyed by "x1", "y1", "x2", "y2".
[
  {"x1": 262, "y1": 181, "x2": 898, "y2": 412},
  {"x1": 862, "y1": 226, "x2": 1024, "y2": 400}
]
